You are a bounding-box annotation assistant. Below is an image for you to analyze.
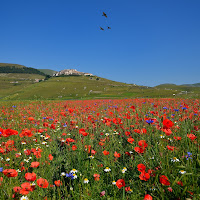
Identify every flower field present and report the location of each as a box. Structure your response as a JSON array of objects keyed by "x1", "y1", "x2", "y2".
[{"x1": 0, "y1": 99, "x2": 199, "y2": 200}]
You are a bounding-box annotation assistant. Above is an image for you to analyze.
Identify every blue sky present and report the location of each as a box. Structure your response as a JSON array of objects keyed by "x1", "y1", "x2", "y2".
[{"x1": 0, "y1": 0, "x2": 200, "y2": 86}]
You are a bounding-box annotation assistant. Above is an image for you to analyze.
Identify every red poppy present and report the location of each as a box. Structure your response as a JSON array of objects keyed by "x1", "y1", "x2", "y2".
[
  {"x1": 139, "y1": 172, "x2": 150, "y2": 181},
  {"x1": 28, "y1": 117, "x2": 35, "y2": 121},
  {"x1": 37, "y1": 178, "x2": 49, "y2": 188},
  {"x1": 2, "y1": 129, "x2": 18, "y2": 137},
  {"x1": 54, "y1": 180, "x2": 62, "y2": 186},
  {"x1": 187, "y1": 134, "x2": 197, "y2": 140},
  {"x1": 20, "y1": 182, "x2": 34, "y2": 194},
  {"x1": 134, "y1": 147, "x2": 144, "y2": 153},
  {"x1": 143, "y1": 194, "x2": 153, "y2": 200},
  {"x1": 72, "y1": 145, "x2": 77, "y2": 151},
  {"x1": 66, "y1": 138, "x2": 75, "y2": 143},
  {"x1": 177, "y1": 181, "x2": 183, "y2": 186},
  {"x1": 125, "y1": 186, "x2": 131, "y2": 192},
  {"x1": 166, "y1": 146, "x2": 176, "y2": 151},
  {"x1": 25, "y1": 172, "x2": 36, "y2": 181},
  {"x1": 138, "y1": 140, "x2": 148, "y2": 148},
  {"x1": 163, "y1": 119, "x2": 174, "y2": 129},
  {"x1": 19, "y1": 129, "x2": 33, "y2": 137},
  {"x1": 103, "y1": 150, "x2": 109, "y2": 155},
  {"x1": 0, "y1": 177, "x2": 3, "y2": 186},
  {"x1": 24, "y1": 149, "x2": 31, "y2": 155},
  {"x1": 174, "y1": 136, "x2": 181, "y2": 141},
  {"x1": 93, "y1": 174, "x2": 100, "y2": 181},
  {"x1": 13, "y1": 186, "x2": 21, "y2": 193},
  {"x1": 137, "y1": 164, "x2": 146, "y2": 173},
  {"x1": 127, "y1": 137, "x2": 134, "y2": 144},
  {"x1": 3, "y1": 169, "x2": 18, "y2": 177},
  {"x1": 163, "y1": 128, "x2": 172, "y2": 136},
  {"x1": 48, "y1": 154, "x2": 53, "y2": 161},
  {"x1": 159, "y1": 175, "x2": 170, "y2": 186},
  {"x1": 148, "y1": 169, "x2": 156, "y2": 177},
  {"x1": 114, "y1": 151, "x2": 121, "y2": 158},
  {"x1": 116, "y1": 179, "x2": 125, "y2": 189},
  {"x1": 30, "y1": 161, "x2": 40, "y2": 168}
]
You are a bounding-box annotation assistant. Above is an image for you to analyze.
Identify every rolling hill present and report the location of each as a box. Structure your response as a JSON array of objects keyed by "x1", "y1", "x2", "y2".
[{"x1": 0, "y1": 63, "x2": 199, "y2": 100}]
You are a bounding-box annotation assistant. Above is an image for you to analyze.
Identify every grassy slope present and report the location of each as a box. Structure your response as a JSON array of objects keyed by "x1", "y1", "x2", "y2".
[
  {"x1": 37, "y1": 69, "x2": 57, "y2": 76},
  {"x1": 0, "y1": 73, "x2": 45, "y2": 99},
  {"x1": 0, "y1": 70, "x2": 199, "y2": 100},
  {"x1": 1, "y1": 75, "x2": 183, "y2": 100},
  {"x1": 155, "y1": 84, "x2": 200, "y2": 98}
]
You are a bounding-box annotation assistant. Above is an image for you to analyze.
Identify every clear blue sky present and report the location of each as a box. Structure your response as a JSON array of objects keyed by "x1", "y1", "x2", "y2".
[{"x1": 1, "y1": 0, "x2": 200, "y2": 86}]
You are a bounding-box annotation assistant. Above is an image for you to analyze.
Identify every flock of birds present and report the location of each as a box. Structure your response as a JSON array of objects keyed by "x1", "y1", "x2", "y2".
[{"x1": 100, "y1": 12, "x2": 111, "y2": 31}]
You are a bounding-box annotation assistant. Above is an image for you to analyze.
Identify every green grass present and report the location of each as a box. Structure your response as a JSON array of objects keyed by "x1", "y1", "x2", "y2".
[{"x1": 37, "y1": 69, "x2": 57, "y2": 76}]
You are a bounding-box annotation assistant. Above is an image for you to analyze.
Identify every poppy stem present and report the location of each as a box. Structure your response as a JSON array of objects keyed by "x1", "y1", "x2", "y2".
[{"x1": 123, "y1": 186, "x2": 125, "y2": 199}]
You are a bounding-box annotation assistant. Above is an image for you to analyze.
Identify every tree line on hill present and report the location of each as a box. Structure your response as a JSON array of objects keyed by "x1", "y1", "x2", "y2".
[{"x1": 0, "y1": 65, "x2": 46, "y2": 76}]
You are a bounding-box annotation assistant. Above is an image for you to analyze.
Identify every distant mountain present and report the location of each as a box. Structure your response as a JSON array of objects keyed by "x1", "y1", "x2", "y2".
[
  {"x1": 181, "y1": 83, "x2": 200, "y2": 87},
  {"x1": 155, "y1": 83, "x2": 200, "y2": 88},
  {"x1": 53, "y1": 69, "x2": 93, "y2": 77},
  {"x1": 0, "y1": 63, "x2": 46, "y2": 76}
]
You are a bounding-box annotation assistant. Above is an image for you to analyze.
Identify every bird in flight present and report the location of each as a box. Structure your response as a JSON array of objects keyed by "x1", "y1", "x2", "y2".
[
  {"x1": 102, "y1": 12, "x2": 107, "y2": 18},
  {"x1": 100, "y1": 27, "x2": 104, "y2": 30},
  {"x1": 107, "y1": 26, "x2": 111, "y2": 29}
]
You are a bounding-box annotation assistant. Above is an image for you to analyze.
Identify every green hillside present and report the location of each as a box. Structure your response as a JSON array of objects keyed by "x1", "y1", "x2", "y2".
[
  {"x1": 0, "y1": 73, "x2": 45, "y2": 99},
  {"x1": 37, "y1": 69, "x2": 57, "y2": 76},
  {"x1": 0, "y1": 63, "x2": 46, "y2": 76},
  {"x1": 0, "y1": 63, "x2": 199, "y2": 100},
  {"x1": 155, "y1": 83, "x2": 200, "y2": 98},
  {"x1": 0, "y1": 75, "x2": 186, "y2": 100}
]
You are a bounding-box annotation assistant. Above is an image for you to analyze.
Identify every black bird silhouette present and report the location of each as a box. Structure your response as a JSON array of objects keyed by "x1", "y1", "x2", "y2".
[
  {"x1": 100, "y1": 27, "x2": 104, "y2": 30},
  {"x1": 107, "y1": 26, "x2": 111, "y2": 29},
  {"x1": 102, "y1": 12, "x2": 107, "y2": 18}
]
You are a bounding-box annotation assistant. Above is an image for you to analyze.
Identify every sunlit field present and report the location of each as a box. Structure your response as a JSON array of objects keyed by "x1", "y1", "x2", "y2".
[{"x1": 0, "y1": 99, "x2": 199, "y2": 200}]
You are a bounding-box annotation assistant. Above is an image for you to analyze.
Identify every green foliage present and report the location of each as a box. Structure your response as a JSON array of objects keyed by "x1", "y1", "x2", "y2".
[{"x1": 0, "y1": 65, "x2": 46, "y2": 76}]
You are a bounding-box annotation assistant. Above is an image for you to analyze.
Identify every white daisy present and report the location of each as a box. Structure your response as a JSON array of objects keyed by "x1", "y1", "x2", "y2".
[
  {"x1": 122, "y1": 167, "x2": 127, "y2": 173},
  {"x1": 83, "y1": 178, "x2": 89, "y2": 183},
  {"x1": 112, "y1": 181, "x2": 116, "y2": 185},
  {"x1": 171, "y1": 157, "x2": 180, "y2": 162},
  {"x1": 70, "y1": 169, "x2": 78, "y2": 174},
  {"x1": 179, "y1": 170, "x2": 186, "y2": 174},
  {"x1": 60, "y1": 172, "x2": 66, "y2": 176},
  {"x1": 104, "y1": 167, "x2": 111, "y2": 172},
  {"x1": 20, "y1": 196, "x2": 29, "y2": 200}
]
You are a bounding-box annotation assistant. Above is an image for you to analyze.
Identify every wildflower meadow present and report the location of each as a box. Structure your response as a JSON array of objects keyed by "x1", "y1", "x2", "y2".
[{"x1": 0, "y1": 98, "x2": 199, "y2": 200}]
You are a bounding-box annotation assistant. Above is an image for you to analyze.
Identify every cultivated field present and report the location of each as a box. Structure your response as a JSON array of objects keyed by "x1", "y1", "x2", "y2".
[{"x1": 0, "y1": 99, "x2": 199, "y2": 200}]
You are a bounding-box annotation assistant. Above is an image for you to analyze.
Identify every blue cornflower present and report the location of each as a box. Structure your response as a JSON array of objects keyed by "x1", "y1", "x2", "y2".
[
  {"x1": 66, "y1": 173, "x2": 74, "y2": 179},
  {"x1": 0, "y1": 167, "x2": 3, "y2": 172},
  {"x1": 146, "y1": 119, "x2": 154, "y2": 124},
  {"x1": 173, "y1": 109, "x2": 179, "y2": 112},
  {"x1": 0, "y1": 132, "x2": 2, "y2": 135},
  {"x1": 63, "y1": 124, "x2": 67, "y2": 127},
  {"x1": 182, "y1": 107, "x2": 187, "y2": 110},
  {"x1": 163, "y1": 107, "x2": 168, "y2": 109},
  {"x1": 186, "y1": 152, "x2": 192, "y2": 160}
]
